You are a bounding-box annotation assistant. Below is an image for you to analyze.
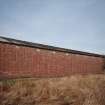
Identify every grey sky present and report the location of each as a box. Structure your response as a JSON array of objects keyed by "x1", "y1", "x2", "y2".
[{"x1": 0, "y1": 0, "x2": 105, "y2": 54}]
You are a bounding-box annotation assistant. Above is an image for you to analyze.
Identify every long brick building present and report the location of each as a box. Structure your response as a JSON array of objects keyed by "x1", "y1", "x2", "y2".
[{"x1": 0, "y1": 36, "x2": 105, "y2": 78}]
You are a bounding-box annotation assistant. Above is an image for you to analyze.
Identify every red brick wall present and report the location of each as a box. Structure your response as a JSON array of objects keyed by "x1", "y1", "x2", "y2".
[{"x1": 0, "y1": 43, "x2": 104, "y2": 78}]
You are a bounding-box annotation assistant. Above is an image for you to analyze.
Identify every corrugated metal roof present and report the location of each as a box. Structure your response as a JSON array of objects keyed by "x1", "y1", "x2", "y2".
[{"x1": 0, "y1": 36, "x2": 105, "y2": 58}]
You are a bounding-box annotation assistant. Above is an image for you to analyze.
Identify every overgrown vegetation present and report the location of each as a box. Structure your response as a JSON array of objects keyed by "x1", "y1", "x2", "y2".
[{"x1": 0, "y1": 74, "x2": 105, "y2": 105}]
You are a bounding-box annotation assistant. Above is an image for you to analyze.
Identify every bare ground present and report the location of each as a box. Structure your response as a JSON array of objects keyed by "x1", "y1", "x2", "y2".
[{"x1": 0, "y1": 74, "x2": 105, "y2": 105}]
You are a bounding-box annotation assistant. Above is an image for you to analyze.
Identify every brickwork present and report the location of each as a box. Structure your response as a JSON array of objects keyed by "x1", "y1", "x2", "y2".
[{"x1": 0, "y1": 43, "x2": 104, "y2": 78}]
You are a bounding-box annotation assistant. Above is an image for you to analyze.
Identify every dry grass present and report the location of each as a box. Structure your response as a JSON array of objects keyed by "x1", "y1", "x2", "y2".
[{"x1": 0, "y1": 74, "x2": 105, "y2": 105}]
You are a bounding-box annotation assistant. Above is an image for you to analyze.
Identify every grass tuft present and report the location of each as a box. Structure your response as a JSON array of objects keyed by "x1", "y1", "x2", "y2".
[{"x1": 0, "y1": 74, "x2": 105, "y2": 105}]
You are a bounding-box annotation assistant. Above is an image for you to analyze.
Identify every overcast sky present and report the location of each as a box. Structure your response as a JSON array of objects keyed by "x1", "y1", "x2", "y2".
[{"x1": 0, "y1": 0, "x2": 105, "y2": 54}]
